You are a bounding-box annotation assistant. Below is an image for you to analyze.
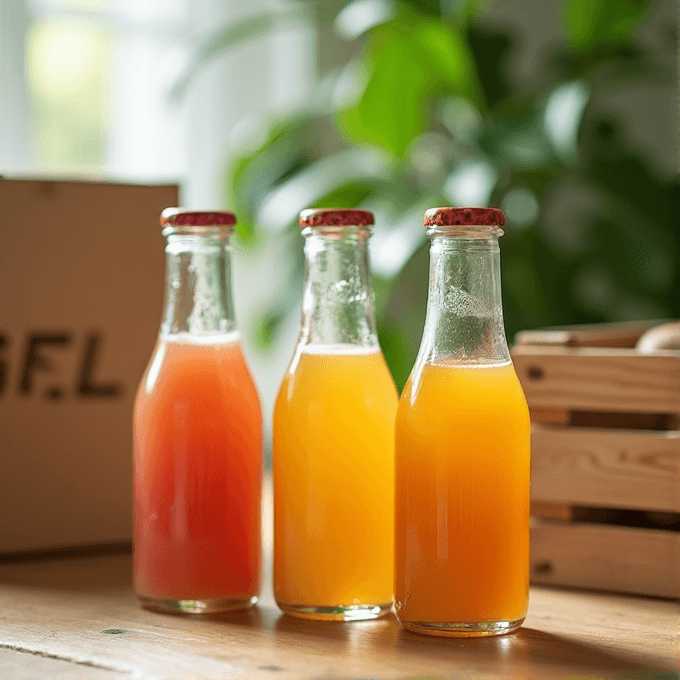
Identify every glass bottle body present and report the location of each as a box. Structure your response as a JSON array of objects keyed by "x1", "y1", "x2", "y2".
[
  {"x1": 395, "y1": 223, "x2": 530, "y2": 636},
  {"x1": 134, "y1": 219, "x2": 262, "y2": 613},
  {"x1": 273, "y1": 221, "x2": 397, "y2": 620}
]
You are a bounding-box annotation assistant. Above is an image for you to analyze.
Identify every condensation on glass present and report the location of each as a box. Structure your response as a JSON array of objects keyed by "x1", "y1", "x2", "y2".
[
  {"x1": 133, "y1": 208, "x2": 262, "y2": 614},
  {"x1": 273, "y1": 209, "x2": 398, "y2": 621},
  {"x1": 395, "y1": 207, "x2": 531, "y2": 637}
]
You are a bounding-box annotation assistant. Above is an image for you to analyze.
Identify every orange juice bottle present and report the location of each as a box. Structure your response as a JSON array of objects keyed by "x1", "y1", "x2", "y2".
[
  {"x1": 395, "y1": 207, "x2": 530, "y2": 637},
  {"x1": 273, "y1": 209, "x2": 398, "y2": 620},
  {"x1": 134, "y1": 209, "x2": 262, "y2": 614}
]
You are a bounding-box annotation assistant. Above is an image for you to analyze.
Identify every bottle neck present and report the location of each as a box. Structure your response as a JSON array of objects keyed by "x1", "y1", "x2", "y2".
[
  {"x1": 160, "y1": 233, "x2": 236, "y2": 337},
  {"x1": 415, "y1": 234, "x2": 510, "y2": 366},
  {"x1": 299, "y1": 227, "x2": 378, "y2": 348}
]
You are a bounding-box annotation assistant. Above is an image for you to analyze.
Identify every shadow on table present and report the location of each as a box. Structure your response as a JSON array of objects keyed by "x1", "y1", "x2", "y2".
[
  {"x1": 194, "y1": 605, "x2": 271, "y2": 628},
  {"x1": 203, "y1": 604, "x2": 359, "y2": 643},
  {"x1": 205, "y1": 607, "x2": 675, "y2": 679},
  {"x1": 2, "y1": 553, "x2": 674, "y2": 680},
  {"x1": 390, "y1": 625, "x2": 672, "y2": 677}
]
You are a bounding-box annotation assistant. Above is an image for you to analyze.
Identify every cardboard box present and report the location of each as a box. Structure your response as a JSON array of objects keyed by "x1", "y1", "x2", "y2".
[{"x1": 0, "y1": 179, "x2": 178, "y2": 554}]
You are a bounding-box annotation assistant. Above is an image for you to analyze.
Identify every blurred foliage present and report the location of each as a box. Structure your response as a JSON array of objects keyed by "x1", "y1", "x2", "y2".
[{"x1": 182, "y1": 0, "x2": 677, "y2": 390}]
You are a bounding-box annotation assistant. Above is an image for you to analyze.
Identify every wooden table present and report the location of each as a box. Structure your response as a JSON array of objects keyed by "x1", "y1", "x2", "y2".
[{"x1": 0, "y1": 550, "x2": 677, "y2": 680}]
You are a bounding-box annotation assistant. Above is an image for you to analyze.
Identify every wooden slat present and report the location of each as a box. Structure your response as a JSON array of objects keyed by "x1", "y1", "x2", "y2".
[
  {"x1": 530, "y1": 519, "x2": 680, "y2": 598},
  {"x1": 531, "y1": 424, "x2": 680, "y2": 512},
  {"x1": 529, "y1": 407, "x2": 571, "y2": 425},
  {"x1": 512, "y1": 346, "x2": 680, "y2": 413},
  {"x1": 569, "y1": 411, "x2": 674, "y2": 430},
  {"x1": 531, "y1": 501, "x2": 574, "y2": 521},
  {"x1": 515, "y1": 321, "x2": 660, "y2": 348}
]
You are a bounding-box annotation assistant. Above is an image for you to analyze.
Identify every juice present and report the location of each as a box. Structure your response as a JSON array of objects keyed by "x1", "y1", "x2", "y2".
[
  {"x1": 134, "y1": 332, "x2": 261, "y2": 608},
  {"x1": 395, "y1": 360, "x2": 530, "y2": 630},
  {"x1": 273, "y1": 345, "x2": 397, "y2": 617}
]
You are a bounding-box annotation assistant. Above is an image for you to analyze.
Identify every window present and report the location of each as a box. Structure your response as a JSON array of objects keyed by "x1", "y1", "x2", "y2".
[
  {"x1": 1, "y1": 0, "x2": 313, "y2": 198},
  {"x1": 2, "y1": 0, "x2": 188, "y2": 181}
]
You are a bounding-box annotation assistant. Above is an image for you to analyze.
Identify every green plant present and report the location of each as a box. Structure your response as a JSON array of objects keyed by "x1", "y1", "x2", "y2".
[{"x1": 180, "y1": 0, "x2": 677, "y2": 390}]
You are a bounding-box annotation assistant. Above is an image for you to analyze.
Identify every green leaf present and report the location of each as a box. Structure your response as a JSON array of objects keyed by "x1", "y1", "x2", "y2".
[
  {"x1": 337, "y1": 25, "x2": 432, "y2": 157},
  {"x1": 338, "y1": 16, "x2": 483, "y2": 156},
  {"x1": 477, "y1": 99, "x2": 557, "y2": 171},
  {"x1": 413, "y1": 20, "x2": 482, "y2": 105},
  {"x1": 227, "y1": 70, "x2": 359, "y2": 237},
  {"x1": 254, "y1": 308, "x2": 290, "y2": 350},
  {"x1": 227, "y1": 110, "x2": 345, "y2": 243},
  {"x1": 400, "y1": 0, "x2": 441, "y2": 16},
  {"x1": 378, "y1": 321, "x2": 415, "y2": 392},
  {"x1": 466, "y1": 24, "x2": 515, "y2": 108},
  {"x1": 251, "y1": 176, "x2": 381, "y2": 350},
  {"x1": 256, "y1": 147, "x2": 394, "y2": 232},
  {"x1": 579, "y1": 115, "x2": 674, "y2": 229},
  {"x1": 439, "y1": 0, "x2": 492, "y2": 23},
  {"x1": 565, "y1": 0, "x2": 652, "y2": 52},
  {"x1": 308, "y1": 182, "x2": 374, "y2": 209},
  {"x1": 377, "y1": 240, "x2": 430, "y2": 388},
  {"x1": 230, "y1": 116, "x2": 315, "y2": 217}
]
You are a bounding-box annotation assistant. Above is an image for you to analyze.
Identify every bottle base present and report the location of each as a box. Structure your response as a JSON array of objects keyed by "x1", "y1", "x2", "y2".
[
  {"x1": 278, "y1": 602, "x2": 392, "y2": 621},
  {"x1": 139, "y1": 595, "x2": 258, "y2": 615},
  {"x1": 399, "y1": 617, "x2": 524, "y2": 638}
]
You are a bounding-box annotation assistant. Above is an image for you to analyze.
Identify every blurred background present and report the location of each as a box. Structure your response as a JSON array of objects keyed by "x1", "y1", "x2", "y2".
[{"x1": 1, "y1": 0, "x2": 677, "y2": 448}]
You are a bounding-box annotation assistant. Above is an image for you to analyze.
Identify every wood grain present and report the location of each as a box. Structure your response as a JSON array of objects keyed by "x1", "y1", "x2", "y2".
[
  {"x1": 0, "y1": 649, "x2": 126, "y2": 680},
  {"x1": 515, "y1": 321, "x2": 659, "y2": 348},
  {"x1": 531, "y1": 519, "x2": 680, "y2": 598},
  {"x1": 531, "y1": 501, "x2": 574, "y2": 520},
  {"x1": 0, "y1": 481, "x2": 677, "y2": 679},
  {"x1": 512, "y1": 346, "x2": 680, "y2": 414},
  {"x1": 529, "y1": 407, "x2": 571, "y2": 425},
  {"x1": 531, "y1": 424, "x2": 680, "y2": 512},
  {"x1": 0, "y1": 553, "x2": 677, "y2": 679}
]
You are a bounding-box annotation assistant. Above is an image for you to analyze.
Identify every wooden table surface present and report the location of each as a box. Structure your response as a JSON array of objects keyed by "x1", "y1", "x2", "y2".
[{"x1": 0, "y1": 549, "x2": 677, "y2": 680}]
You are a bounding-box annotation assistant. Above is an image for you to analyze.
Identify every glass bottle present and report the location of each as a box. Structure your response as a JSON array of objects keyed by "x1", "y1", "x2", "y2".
[
  {"x1": 394, "y1": 207, "x2": 531, "y2": 637},
  {"x1": 134, "y1": 209, "x2": 262, "y2": 614},
  {"x1": 273, "y1": 208, "x2": 398, "y2": 620}
]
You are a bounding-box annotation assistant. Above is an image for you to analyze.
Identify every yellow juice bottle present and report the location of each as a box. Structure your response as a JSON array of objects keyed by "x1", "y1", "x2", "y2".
[
  {"x1": 395, "y1": 207, "x2": 531, "y2": 637},
  {"x1": 396, "y1": 362, "x2": 530, "y2": 627},
  {"x1": 273, "y1": 209, "x2": 398, "y2": 621}
]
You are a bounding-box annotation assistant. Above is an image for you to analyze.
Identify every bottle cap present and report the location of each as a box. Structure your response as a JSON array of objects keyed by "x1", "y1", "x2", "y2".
[
  {"x1": 424, "y1": 207, "x2": 505, "y2": 227},
  {"x1": 299, "y1": 209, "x2": 374, "y2": 227},
  {"x1": 160, "y1": 208, "x2": 237, "y2": 227}
]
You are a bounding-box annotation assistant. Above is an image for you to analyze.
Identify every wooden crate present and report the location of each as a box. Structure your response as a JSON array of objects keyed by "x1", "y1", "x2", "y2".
[{"x1": 511, "y1": 324, "x2": 680, "y2": 598}]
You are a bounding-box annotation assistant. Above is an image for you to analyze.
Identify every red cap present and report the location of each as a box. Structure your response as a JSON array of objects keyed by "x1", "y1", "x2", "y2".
[
  {"x1": 299, "y1": 208, "x2": 374, "y2": 227},
  {"x1": 424, "y1": 207, "x2": 505, "y2": 227},
  {"x1": 160, "y1": 208, "x2": 237, "y2": 227}
]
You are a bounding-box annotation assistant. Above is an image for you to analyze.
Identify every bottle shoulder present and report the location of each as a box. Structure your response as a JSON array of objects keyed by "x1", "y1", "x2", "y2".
[
  {"x1": 136, "y1": 332, "x2": 260, "y2": 402},
  {"x1": 399, "y1": 360, "x2": 528, "y2": 411},
  {"x1": 275, "y1": 343, "x2": 397, "y2": 406}
]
